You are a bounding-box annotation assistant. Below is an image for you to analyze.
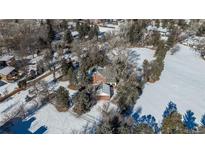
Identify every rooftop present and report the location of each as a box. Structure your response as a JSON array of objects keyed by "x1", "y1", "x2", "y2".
[
  {"x1": 0, "y1": 66, "x2": 15, "y2": 76},
  {"x1": 0, "y1": 55, "x2": 14, "y2": 62},
  {"x1": 97, "y1": 83, "x2": 111, "y2": 96}
]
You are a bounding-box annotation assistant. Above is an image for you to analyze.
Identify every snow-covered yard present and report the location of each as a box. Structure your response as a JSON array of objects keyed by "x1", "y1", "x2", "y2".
[
  {"x1": 27, "y1": 101, "x2": 111, "y2": 134},
  {"x1": 134, "y1": 44, "x2": 205, "y2": 123},
  {"x1": 0, "y1": 81, "x2": 18, "y2": 96},
  {"x1": 128, "y1": 47, "x2": 155, "y2": 67},
  {"x1": 0, "y1": 69, "x2": 116, "y2": 133}
]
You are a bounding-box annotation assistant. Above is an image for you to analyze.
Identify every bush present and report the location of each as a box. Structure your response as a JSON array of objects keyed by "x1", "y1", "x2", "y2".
[{"x1": 18, "y1": 79, "x2": 27, "y2": 89}]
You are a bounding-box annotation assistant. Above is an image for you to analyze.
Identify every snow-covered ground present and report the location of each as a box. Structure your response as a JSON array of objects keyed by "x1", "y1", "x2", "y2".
[
  {"x1": 0, "y1": 69, "x2": 116, "y2": 133},
  {"x1": 128, "y1": 48, "x2": 155, "y2": 67},
  {"x1": 27, "y1": 101, "x2": 112, "y2": 134},
  {"x1": 134, "y1": 44, "x2": 205, "y2": 124},
  {"x1": 0, "y1": 82, "x2": 18, "y2": 96},
  {"x1": 182, "y1": 36, "x2": 205, "y2": 48},
  {"x1": 108, "y1": 47, "x2": 155, "y2": 65}
]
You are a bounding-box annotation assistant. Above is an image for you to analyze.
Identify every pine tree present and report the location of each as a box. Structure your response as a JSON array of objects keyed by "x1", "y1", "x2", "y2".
[
  {"x1": 151, "y1": 31, "x2": 161, "y2": 47},
  {"x1": 133, "y1": 123, "x2": 154, "y2": 134},
  {"x1": 183, "y1": 110, "x2": 198, "y2": 133},
  {"x1": 178, "y1": 20, "x2": 188, "y2": 30},
  {"x1": 65, "y1": 30, "x2": 73, "y2": 44},
  {"x1": 114, "y1": 73, "x2": 141, "y2": 115},
  {"x1": 198, "y1": 114, "x2": 205, "y2": 134},
  {"x1": 161, "y1": 112, "x2": 186, "y2": 134},
  {"x1": 46, "y1": 20, "x2": 55, "y2": 44},
  {"x1": 166, "y1": 27, "x2": 178, "y2": 49},
  {"x1": 142, "y1": 59, "x2": 150, "y2": 82},
  {"x1": 73, "y1": 86, "x2": 97, "y2": 115},
  {"x1": 163, "y1": 101, "x2": 177, "y2": 118},
  {"x1": 201, "y1": 114, "x2": 205, "y2": 126},
  {"x1": 155, "y1": 19, "x2": 160, "y2": 28},
  {"x1": 196, "y1": 22, "x2": 205, "y2": 36},
  {"x1": 55, "y1": 86, "x2": 70, "y2": 111},
  {"x1": 127, "y1": 20, "x2": 147, "y2": 45}
]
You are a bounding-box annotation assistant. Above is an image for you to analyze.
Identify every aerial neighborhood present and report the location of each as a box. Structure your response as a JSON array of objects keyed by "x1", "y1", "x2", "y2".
[{"x1": 0, "y1": 19, "x2": 205, "y2": 134}]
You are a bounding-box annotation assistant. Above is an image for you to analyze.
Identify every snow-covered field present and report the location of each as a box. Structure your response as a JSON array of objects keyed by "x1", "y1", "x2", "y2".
[{"x1": 134, "y1": 44, "x2": 205, "y2": 124}]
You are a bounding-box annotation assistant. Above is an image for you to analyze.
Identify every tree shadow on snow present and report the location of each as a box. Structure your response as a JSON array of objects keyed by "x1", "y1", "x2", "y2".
[{"x1": 0, "y1": 117, "x2": 47, "y2": 134}]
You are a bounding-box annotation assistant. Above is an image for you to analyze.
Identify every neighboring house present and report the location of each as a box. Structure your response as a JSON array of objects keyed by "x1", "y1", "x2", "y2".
[
  {"x1": 0, "y1": 66, "x2": 18, "y2": 82},
  {"x1": 92, "y1": 66, "x2": 116, "y2": 86},
  {"x1": 92, "y1": 71, "x2": 106, "y2": 85},
  {"x1": 0, "y1": 55, "x2": 16, "y2": 69},
  {"x1": 96, "y1": 83, "x2": 113, "y2": 101}
]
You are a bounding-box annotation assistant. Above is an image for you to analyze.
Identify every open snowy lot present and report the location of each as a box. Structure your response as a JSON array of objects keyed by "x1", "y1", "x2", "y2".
[
  {"x1": 27, "y1": 101, "x2": 110, "y2": 134},
  {"x1": 134, "y1": 44, "x2": 205, "y2": 123},
  {"x1": 128, "y1": 47, "x2": 155, "y2": 67}
]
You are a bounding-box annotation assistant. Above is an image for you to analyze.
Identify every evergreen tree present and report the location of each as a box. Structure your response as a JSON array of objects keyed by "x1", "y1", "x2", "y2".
[
  {"x1": 142, "y1": 59, "x2": 150, "y2": 82},
  {"x1": 65, "y1": 30, "x2": 73, "y2": 44},
  {"x1": 196, "y1": 22, "x2": 205, "y2": 36},
  {"x1": 73, "y1": 85, "x2": 97, "y2": 115},
  {"x1": 201, "y1": 114, "x2": 205, "y2": 126},
  {"x1": 166, "y1": 27, "x2": 178, "y2": 49},
  {"x1": 55, "y1": 86, "x2": 70, "y2": 111},
  {"x1": 114, "y1": 73, "x2": 141, "y2": 115},
  {"x1": 133, "y1": 123, "x2": 155, "y2": 134},
  {"x1": 127, "y1": 20, "x2": 147, "y2": 45},
  {"x1": 61, "y1": 59, "x2": 73, "y2": 76},
  {"x1": 46, "y1": 20, "x2": 55, "y2": 44},
  {"x1": 132, "y1": 112, "x2": 160, "y2": 133},
  {"x1": 161, "y1": 112, "x2": 186, "y2": 134},
  {"x1": 178, "y1": 19, "x2": 188, "y2": 30},
  {"x1": 151, "y1": 31, "x2": 161, "y2": 47},
  {"x1": 183, "y1": 110, "x2": 198, "y2": 133},
  {"x1": 155, "y1": 19, "x2": 160, "y2": 28},
  {"x1": 163, "y1": 101, "x2": 177, "y2": 118},
  {"x1": 198, "y1": 114, "x2": 205, "y2": 134},
  {"x1": 161, "y1": 20, "x2": 169, "y2": 28}
]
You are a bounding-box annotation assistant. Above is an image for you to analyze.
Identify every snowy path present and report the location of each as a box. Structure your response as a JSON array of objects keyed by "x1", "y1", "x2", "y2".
[{"x1": 134, "y1": 44, "x2": 205, "y2": 123}]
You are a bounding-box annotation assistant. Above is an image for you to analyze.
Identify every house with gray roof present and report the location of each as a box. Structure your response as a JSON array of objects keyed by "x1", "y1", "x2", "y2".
[{"x1": 96, "y1": 83, "x2": 113, "y2": 101}]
